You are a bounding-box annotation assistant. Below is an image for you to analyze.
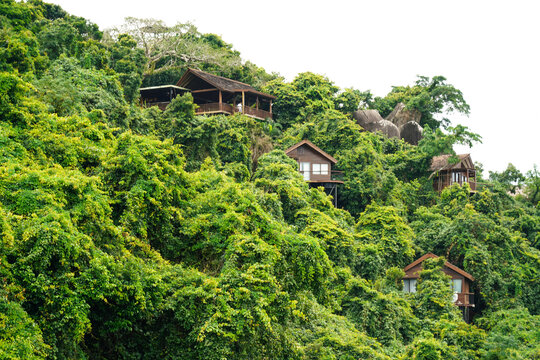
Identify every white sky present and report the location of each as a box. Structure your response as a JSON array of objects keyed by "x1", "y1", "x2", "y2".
[{"x1": 48, "y1": 0, "x2": 539, "y2": 174}]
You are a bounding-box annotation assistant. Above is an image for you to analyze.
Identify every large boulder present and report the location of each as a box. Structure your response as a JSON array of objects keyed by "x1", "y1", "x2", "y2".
[
  {"x1": 369, "y1": 119, "x2": 400, "y2": 139},
  {"x1": 386, "y1": 102, "x2": 422, "y2": 127},
  {"x1": 353, "y1": 109, "x2": 384, "y2": 129},
  {"x1": 353, "y1": 109, "x2": 400, "y2": 139},
  {"x1": 354, "y1": 107, "x2": 421, "y2": 143},
  {"x1": 399, "y1": 121, "x2": 424, "y2": 145}
]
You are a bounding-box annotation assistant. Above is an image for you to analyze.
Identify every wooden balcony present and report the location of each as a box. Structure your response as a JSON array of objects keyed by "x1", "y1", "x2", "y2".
[
  {"x1": 195, "y1": 102, "x2": 235, "y2": 115},
  {"x1": 242, "y1": 106, "x2": 272, "y2": 120},
  {"x1": 140, "y1": 101, "x2": 172, "y2": 110},
  {"x1": 195, "y1": 102, "x2": 272, "y2": 120},
  {"x1": 455, "y1": 292, "x2": 474, "y2": 307},
  {"x1": 433, "y1": 172, "x2": 477, "y2": 192}
]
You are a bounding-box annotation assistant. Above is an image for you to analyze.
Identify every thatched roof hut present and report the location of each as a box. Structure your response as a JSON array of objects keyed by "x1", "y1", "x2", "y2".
[
  {"x1": 176, "y1": 68, "x2": 275, "y2": 120},
  {"x1": 430, "y1": 154, "x2": 477, "y2": 192},
  {"x1": 430, "y1": 154, "x2": 474, "y2": 172}
]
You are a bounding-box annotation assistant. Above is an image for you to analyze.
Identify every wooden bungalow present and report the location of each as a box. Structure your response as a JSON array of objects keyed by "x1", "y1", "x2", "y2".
[
  {"x1": 285, "y1": 140, "x2": 343, "y2": 206},
  {"x1": 139, "y1": 85, "x2": 190, "y2": 110},
  {"x1": 403, "y1": 253, "x2": 475, "y2": 322},
  {"x1": 176, "y1": 68, "x2": 275, "y2": 120},
  {"x1": 430, "y1": 154, "x2": 477, "y2": 192}
]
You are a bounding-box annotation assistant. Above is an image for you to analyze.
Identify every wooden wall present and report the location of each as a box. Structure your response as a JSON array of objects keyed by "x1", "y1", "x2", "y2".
[
  {"x1": 287, "y1": 145, "x2": 332, "y2": 182},
  {"x1": 433, "y1": 170, "x2": 477, "y2": 192},
  {"x1": 404, "y1": 263, "x2": 473, "y2": 306}
]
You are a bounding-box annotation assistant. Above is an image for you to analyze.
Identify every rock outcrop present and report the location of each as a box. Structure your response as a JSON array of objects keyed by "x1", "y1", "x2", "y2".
[
  {"x1": 369, "y1": 119, "x2": 400, "y2": 139},
  {"x1": 353, "y1": 109, "x2": 384, "y2": 128},
  {"x1": 386, "y1": 102, "x2": 422, "y2": 128},
  {"x1": 399, "y1": 121, "x2": 423, "y2": 145},
  {"x1": 353, "y1": 103, "x2": 424, "y2": 145}
]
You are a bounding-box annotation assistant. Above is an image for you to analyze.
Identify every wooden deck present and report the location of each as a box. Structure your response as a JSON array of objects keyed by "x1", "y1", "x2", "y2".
[
  {"x1": 242, "y1": 106, "x2": 272, "y2": 120},
  {"x1": 433, "y1": 172, "x2": 477, "y2": 192},
  {"x1": 195, "y1": 102, "x2": 272, "y2": 120},
  {"x1": 455, "y1": 292, "x2": 474, "y2": 307},
  {"x1": 196, "y1": 102, "x2": 235, "y2": 115}
]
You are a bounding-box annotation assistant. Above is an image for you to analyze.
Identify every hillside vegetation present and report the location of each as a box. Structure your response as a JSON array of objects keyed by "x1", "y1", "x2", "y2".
[{"x1": 1, "y1": 1, "x2": 539, "y2": 359}]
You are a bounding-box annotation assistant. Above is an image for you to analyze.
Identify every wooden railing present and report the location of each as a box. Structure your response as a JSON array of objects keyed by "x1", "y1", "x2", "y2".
[
  {"x1": 242, "y1": 106, "x2": 272, "y2": 120},
  {"x1": 195, "y1": 102, "x2": 272, "y2": 120},
  {"x1": 141, "y1": 101, "x2": 171, "y2": 111},
  {"x1": 195, "y1": 102, "x2": 235, "y2": 115},
  {"x1": 434, "y1": 173, "x2": 477, "y2": 192},
  {"x1": 455, "y1": 292, "x2": 474, "y2": 307}
]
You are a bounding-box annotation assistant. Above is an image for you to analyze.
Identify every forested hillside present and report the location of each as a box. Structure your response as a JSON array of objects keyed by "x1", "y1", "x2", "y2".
[{"x1": 1, "y1": 1, "x2": 539, "y2": 359}]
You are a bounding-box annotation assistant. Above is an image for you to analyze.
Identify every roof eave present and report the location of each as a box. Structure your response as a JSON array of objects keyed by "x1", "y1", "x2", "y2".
[
  {"x1": 285, "y1": 140, "x2": 338, "y2": 164},
  {"x1": 403, "y1": 253, "x2": 475, "y2": 281},
  {"x1": 177, "y1": 68, "x2": 275, "y2": 99}
]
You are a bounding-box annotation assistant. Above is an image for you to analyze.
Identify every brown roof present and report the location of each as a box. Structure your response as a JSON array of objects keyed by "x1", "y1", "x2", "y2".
[
  {"x1": 176, "y1": 68, "x2": 275, "y2": 99},
  {"x1": 139, "y1": 85, "x2": 189, "y2": 91},
  {"x1": 429, "y1": 154, "x2": 474, "y2": 172},
  {"x1": 404, "y1": 253, "x2": 474, "y2": 281},
  {"x1": 285, "y1": 139, "x2": 338, "y2": 164}
]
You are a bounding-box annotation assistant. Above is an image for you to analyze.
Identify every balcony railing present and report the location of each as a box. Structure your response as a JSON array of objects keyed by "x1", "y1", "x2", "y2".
[
  {"x1": 141, "y1": 101, "x2": 171, "y2": 111},
  {"x1": 299, "y1": 169, "x2": 344, "y2": 183},
  {"x1": 434, "y1": 173, "x2": 478, "y2": 192},
  {"x1": 455, "y1": 292, "x2": 474, "y2": 307},
  {"x1": 195, "y1": 102, "x2": 272, "y2": 120},
  {"x1": 242, "y1": 106, "x2": 272, "y2": 120},
  {"x1": 195, "y1": 102, "x2": 235, "y2": 115}
]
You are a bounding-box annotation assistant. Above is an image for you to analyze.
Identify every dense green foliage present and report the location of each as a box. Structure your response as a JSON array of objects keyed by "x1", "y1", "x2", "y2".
[
  {"x1": 371, "y1": 75, "x2": 471, "y2": 130},
  {"x1": 1, "y1": 1, "x2": 539, "y2": 359}
]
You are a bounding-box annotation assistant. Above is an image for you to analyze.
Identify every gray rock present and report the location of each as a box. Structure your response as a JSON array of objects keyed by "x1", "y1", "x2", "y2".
[
  {"x1": 386, "y1": 102, "x2": 422, "y2": 128},
  {"x1": 369, "y1": 119, "x2": 400, "y2": 138},
  {"x1": 399, "y1": 121, "x2": 424, "y2": 145},
  {"x1": 354, "y1": 107, "x2": 423, "y2": 143},
  {"x1": 353, "y1": 109, "x2": 383, "y2": 129}
]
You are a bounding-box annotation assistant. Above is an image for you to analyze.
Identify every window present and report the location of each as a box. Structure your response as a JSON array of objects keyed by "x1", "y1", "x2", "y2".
[
  {"x1": 312, "y1": 163, "x2": 329, "y2": 175},
  {"x1": 299, "y1": 162, "x2": 310, "y2": 181},
  {"x1": 403, "y1": 279, "x2": 417, "y2": 293},
  {"x1": 452, "y1": 172, "x2": 467, "y2": 185},
  {"x1": 321, "y1": 163, "x2": 329, "y2": 175},
  {"x1": 298, "y1": 147, "x2": 305, "y2": 155},
  {"x1": 451, "y1": 279, "x2": 462, "y2": 293}
]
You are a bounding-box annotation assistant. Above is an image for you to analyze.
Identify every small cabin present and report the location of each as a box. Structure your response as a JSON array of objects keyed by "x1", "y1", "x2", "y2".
[
  {"x1": 139, "y1": 85, "x2": 190, "y2": 110},
  {"x1": 403, "y1": 253, "x2": 475, "y2": 322},
  {"x1": 430, "y1": 154, "x2": 477, "y2": 192},
  {"x1": 176, "y1": 68, "x2": 275, "y2": 120},
  {"x1": 285, "y1": 140, "x2": 343, "y2": 206}
]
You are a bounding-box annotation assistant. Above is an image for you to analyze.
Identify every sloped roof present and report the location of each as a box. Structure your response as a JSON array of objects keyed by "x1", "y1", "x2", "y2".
[
  {"x1": 404, "y1": 253, "x2": 474, "y2": 281},
  {"x1": 429, "y1": 154, "x2": 474, "y2": 172},
  {"x1": 285, "y1": 140, "x2": 337, "y2": 164},
  {"x1": 139, "y1": 85, "x2": 189, "y2": 91},
  {"x1": 176, "y1": 68, "x2": 275, "y2": 99}
]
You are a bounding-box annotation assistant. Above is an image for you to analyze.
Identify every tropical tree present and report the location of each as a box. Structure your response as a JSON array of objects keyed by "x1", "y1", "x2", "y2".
[{"x1": 372, "y1": 75, "x2": 470, "y2": 129}]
